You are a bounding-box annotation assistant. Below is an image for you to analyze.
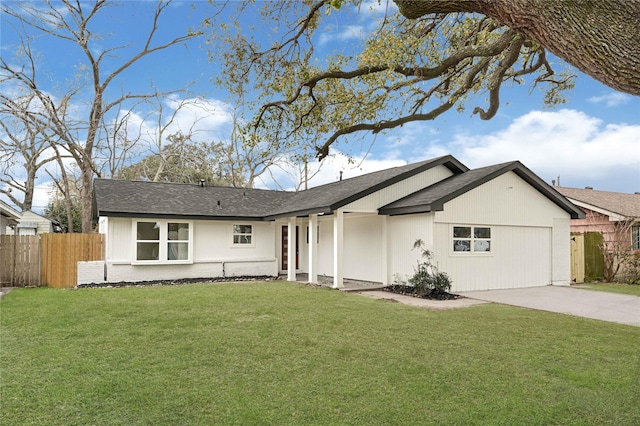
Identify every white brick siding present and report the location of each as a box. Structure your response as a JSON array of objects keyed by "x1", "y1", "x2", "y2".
[
  {"x1": 77, "y1": 259, "x2": 278, "y2": 285},
  {"x1": 77, "y1": 261, "x2": 106, "y2": 285}
]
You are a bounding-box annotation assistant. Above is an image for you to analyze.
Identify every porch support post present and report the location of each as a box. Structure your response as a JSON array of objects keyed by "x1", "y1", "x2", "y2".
[
  {"x1": 381, "y1": 215, "x2": 388, "y2": 285},
  {"x1": 287, "y1": 216, "x2": 297, "y2": 281},
  {"x1": 308, "y1": 214, "x2": 318, "y2": 284},
  {"x1": 333, "y1": 209, "x2": 344, "y2": 289}
]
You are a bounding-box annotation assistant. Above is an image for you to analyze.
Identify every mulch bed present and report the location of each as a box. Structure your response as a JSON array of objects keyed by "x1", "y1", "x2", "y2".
[
  {"x1": 383, "y1": 284, "x2": 461, "y2": 300},
  {"x1": 76, "y1": 276, "x2": 276, "y2": 289}
]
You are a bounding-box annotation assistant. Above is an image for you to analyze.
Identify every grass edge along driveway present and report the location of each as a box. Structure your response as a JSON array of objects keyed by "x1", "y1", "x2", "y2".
[{"x1": 1, "y1": 282, "x2": 639, "y2": 425}]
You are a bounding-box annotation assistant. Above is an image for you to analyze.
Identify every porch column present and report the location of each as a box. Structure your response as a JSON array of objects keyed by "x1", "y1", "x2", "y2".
[
  {"x1": 381, "y1": 215, "x2": 388, "y2": 285},
  {"x1": 308, "y1": 214, "x2": 318, "y2": 284},
  {"x1": 333, "y1": 209, "x2": 344, "y2": 288},
  {"x1": 287, "y1": 216, "x2": 297, "y2": 281}
]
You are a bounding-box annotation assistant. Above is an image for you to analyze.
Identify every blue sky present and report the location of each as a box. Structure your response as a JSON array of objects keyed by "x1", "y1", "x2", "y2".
[{"x1": 1, "y1": 0, "x2": 639, "y2": 212}]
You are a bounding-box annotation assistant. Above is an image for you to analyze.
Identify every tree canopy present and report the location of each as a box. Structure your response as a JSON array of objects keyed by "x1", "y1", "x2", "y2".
[{"x1": 205, "y1": 0, "x2": 579, "y2": 161}]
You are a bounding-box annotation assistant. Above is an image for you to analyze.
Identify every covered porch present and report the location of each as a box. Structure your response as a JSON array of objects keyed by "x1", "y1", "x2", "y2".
[{"x1": 280, "y1": 210, "x2": 388, "y2": 289}]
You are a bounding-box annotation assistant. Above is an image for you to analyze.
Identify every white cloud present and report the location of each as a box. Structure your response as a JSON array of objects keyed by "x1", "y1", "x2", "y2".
[
  {"x1": 255, "y1": 150, "x2": 408, "y2": 191},
  {"x1": 31, "y1": 182, "x2": 55, "y2": 213},
  {"x1": 163, "y1": 96, "x2": 234, "y2": 141},
  {"x1": 261, "y1": 109, "x2": 640, "y2": 195},
  {"x1": 358, "y1": 0, "x2": 398, "y2": 16},
  {"x1": 319, "y1": 24, "x2": 367, "y2": 45},
  {"x1": 587, "y1": 92, "x2": 632, "y2": 107},
  {"x1": 443, "y1": 109, "x2": 640, "y2": 192}
]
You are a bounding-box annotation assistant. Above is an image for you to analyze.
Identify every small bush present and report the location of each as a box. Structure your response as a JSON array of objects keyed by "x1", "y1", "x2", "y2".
[
  {"x1": 393, "y1": 239, "x2": 452, "y2": 298},
  {"x1": 621, "y1": 250, "x2": 640, "y2": 285}
]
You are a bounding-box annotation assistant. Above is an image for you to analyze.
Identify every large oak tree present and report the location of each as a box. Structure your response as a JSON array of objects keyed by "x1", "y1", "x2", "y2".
[{"x1": 394, "y1": 0, "x2": 640, "y2": 96}]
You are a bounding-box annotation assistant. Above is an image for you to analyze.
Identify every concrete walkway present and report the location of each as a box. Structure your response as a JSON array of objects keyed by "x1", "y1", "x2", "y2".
[
  {"x1": 0, "y1": 287, "x2": 15, "y2": 299},
  {"x1": 356, "y1": 290, "x2": 488, "y2": 310},
  {"x1": 459, "y1": 286, "x2": 640, "y2": 327}
]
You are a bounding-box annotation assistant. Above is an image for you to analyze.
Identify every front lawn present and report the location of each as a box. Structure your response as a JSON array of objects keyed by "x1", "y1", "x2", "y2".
[
  {"x1": 574, "y1": 283, "x2": 640, "y2": 297},
  {"x1": 1, "y1": 282, "x2": 638, "y2": 425}
]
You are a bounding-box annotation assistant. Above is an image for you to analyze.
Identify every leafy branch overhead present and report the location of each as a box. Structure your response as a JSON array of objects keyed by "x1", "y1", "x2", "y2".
[
  {"x1": 206, "y1": 0, "x2": 577, "y2": 161},
  {"x1": 394, "y1": 0, "x2": 640, "y2": 96}
]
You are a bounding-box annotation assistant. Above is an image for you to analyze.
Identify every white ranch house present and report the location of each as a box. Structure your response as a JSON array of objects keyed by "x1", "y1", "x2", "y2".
[{"x1": 87, "y1": 155, "x2": 584, "y2": 292}]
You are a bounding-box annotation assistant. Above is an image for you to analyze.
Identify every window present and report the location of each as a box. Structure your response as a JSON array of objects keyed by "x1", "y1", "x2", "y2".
[
  {"x1": 453, "y1": 226, "x2": 491, "y2": 253},
  {"x1": 233, "y1": 224, "x2": 252, "y2": 245},
  {"x1": 136, "y1": 221, "x2": 160, "y2": 261},
  {"x1": 134, "y1": 220, "x2": 191, "y2": 263},
  {"x1": 168, "y1": 222, "x2": 190, "y2": 260},
  {"x1": 632, "y1": 225, "x2": 640, "y2": 250}
]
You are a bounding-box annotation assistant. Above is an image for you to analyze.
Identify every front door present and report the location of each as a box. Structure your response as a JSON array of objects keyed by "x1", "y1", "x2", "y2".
[{"x1": 281, "y1": 225, "x2": 299, "y2": 270}]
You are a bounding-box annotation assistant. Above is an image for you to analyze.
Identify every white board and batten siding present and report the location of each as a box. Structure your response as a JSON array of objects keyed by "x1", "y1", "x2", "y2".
[
  {"x1": 342, "y1": 165, "x2": 454, "y2": 212},
  {"x1": 342, "y1": 214, "x2": 385, "y2": 283},
  {"x1": 551, "y1": 217, "x2": 571, "y2": 286},
  {"x1": 290, "y1": 214, "x2": 386, "y2": 283},
  {"x1": 432, "y1": 172, "x2": 571, "y2": 292},
  {"x1": 387, "y1": 213, "x2": 435, "y2": 285}
]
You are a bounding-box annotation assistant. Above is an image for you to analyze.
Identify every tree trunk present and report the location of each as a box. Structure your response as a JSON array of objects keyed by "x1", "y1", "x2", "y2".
[
  {"x1": 394, "y1": 0, "x2": 640, "y2": 95},
  {"x1": 80, "y1": 164, "x2": 93, "y2": 233},
  {"x1": 23, "y1": 167, "x2": 36, "y2": 211}
]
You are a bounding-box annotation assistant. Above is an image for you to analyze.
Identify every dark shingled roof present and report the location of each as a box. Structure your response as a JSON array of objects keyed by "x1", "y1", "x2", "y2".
[
  {"x1": 555, "y1": 187, "x2": 640, "y2": 218},
  {"x1": 93, "y1": 179, "x2": 293, "y2": 220},
  {"x1": 264, "y1": 155, "x2": 468, "y2": 219},
  {"x1": 92, "y1": 155, "x2": 584, "y2": 221},
  {"x1": 379, "y1": 161, "x2": 585, "y2": 219}
]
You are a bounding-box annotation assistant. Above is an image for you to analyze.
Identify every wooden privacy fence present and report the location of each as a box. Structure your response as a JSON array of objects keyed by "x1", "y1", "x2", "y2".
[
  {"x1": 0, "y1": 235, "x2": 40, "y2": 287},
  {"x1": 0, "y1": 233, "x2": 104, "y2": 288},
  {"x1": 569, "y1": 232, "x2": 606, "y2": 284},
  {"x1": 570, "y1": 233, "x2": 585, "y2": 284},
  {"x1": 41, "y1": 233, "x2": 105, "y2": 288}
]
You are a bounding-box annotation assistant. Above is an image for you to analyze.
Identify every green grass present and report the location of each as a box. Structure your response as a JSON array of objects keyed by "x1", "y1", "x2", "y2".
[
  {"x1": 1, "y1": 282, "x2": 639, "y2": 425},
  {"x1": 575, "y1": 283, "x2": 640, "y2": 296}
]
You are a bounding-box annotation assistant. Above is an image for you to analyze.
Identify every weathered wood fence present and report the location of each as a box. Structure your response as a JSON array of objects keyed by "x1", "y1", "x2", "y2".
[
  {"x1": 0, "y1": 233, "x2": 104, "y2": 288},
  {"x1": 0, "y1": 235, "x2": 40, "y2": 286}
]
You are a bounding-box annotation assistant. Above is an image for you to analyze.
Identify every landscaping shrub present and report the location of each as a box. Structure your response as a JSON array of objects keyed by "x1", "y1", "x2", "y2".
[{"x1": 391, "y1": 239, "x2": 453, "y2": 298}]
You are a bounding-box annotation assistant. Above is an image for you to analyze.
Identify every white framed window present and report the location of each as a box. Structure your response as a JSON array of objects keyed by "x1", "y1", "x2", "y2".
[
  {"x1": 632, "y1": 225, "x2": 640, "y2": 250},
  {"x1": 133, "y1": 220, "x2": 192, "y2": 263},
  {"x1": 233, "y1": 224, "x2": 253, "y2": 245},
  {"x1": 453, "y1": 226, "x2": 491, "y2": 253}
]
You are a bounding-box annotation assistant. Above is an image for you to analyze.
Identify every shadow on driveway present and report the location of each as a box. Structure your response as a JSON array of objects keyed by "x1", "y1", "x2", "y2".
[{"x1": 459, "y1": 286, "x2": 640, "y2": 327}]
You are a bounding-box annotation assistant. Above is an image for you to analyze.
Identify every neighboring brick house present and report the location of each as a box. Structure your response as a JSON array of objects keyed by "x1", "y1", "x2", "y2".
[{"x1": 555, "y1": 187, "x2": 640, "y2": 250}]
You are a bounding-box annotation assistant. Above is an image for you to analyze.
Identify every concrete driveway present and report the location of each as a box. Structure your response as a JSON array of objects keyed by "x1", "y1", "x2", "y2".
[{"x1": 458, "y1": 286, "x2": 640, "y2": 327}]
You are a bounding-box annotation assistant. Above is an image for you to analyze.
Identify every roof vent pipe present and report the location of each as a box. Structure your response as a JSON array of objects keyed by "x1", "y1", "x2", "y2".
[
  {"x1": 217, "y1": 200, "x2": 221, "y2": 209},
  {"x1": 585, "y1": 186, "x2": 593, "y2": 190},
  {"x1": 339, "y1": 171, "x2": 343, "y2": 181},
  {"x1": 200, "y1": 179, "x2": 205, "y2": 188}
]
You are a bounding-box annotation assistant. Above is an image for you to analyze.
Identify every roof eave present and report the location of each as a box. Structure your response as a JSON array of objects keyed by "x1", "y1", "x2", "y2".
[
  {"x1": 264, "y1": 207, "x2": 333, "y2": 221},
  {"x1": 97, "y1": 211, "x2": 269, "y2": 222},
  {"x1": 563, "y1": 198, "x2": 625, "y2": 221},
  {"x1": 379, "y1": 204, "x2": 439, "y2": 216}
]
